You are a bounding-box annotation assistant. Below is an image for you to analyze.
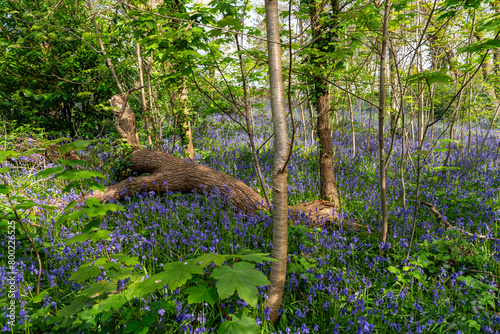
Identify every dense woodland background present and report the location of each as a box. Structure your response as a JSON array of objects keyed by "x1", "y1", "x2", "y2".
[{"x1": 2, "y1": 0, "x2": 500, "y2": 333}]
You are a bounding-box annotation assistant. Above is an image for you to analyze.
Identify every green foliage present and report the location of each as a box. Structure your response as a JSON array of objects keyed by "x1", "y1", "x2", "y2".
[{"x1": 110, "y1": 140, "x2": 135, "y2": 182}]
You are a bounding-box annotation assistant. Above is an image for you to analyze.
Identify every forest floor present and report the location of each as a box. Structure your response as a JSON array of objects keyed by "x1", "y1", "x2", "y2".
[{"x1": 2, "y1": 112, "x2": 500, "y2": 333}]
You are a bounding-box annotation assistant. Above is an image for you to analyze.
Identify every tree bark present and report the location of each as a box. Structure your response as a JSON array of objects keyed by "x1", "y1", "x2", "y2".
[
  {"x1": 136, "y1": 43, "x2": 153, "y2": 147},
  {"x1": 309, "y1": 0, "x2": 340, "y2": 209},
  {"x1": 94, "y1": 149, "x2": 266, "y2": 213},
  {"x1": 109, "y1": 94, "x2": 141, "y2": 149},
  {"x1": 378, "y1": 0, "x2": 391, "y2": 253},
  {"x1": 265, "y1": 0, "x2": 289, "y2": 324}
]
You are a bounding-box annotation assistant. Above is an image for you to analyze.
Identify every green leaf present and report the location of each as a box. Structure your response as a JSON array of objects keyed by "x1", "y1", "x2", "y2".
[
  {"x1": 31, "y1": 290, "x2": 50, "y2": 303},
  {"x1": 0, "y1": 150, "x2": 18, "y2": 163},
  {"x1": 37, "y1": 166, "x2": 65, "y2": 178},
  {"x1": 0, "y1": 185, "x2": 11, "y2": 194},
  {"x1": 81, "y1": 282, "x2": 116, "y2": 298},
  {"x1": 65, "y1": 230, "x2": 112, "y2": 244},
  {"x1": 126, "y1": 261, "x2": 202, "y2": 299},
  {"x1": 109, "y1": 254, "x2": 140, "y2": 266},
  {"x1": 218, "y1": 310, "x2": 260, "y2": 334},
  {"x1": 124, "y1": 320, "x2": 141, "y2": 333},
  {"x1": 59, "y1": 140, "x2": 92, "y2": 155},
  {"x1": 458, "y1": 39, "x2": 500, "y2": 54},
  {"x1": 238, "y1": 253, "x2": 278, "y2": 264},
  {"x1": 140, "y1": 316, "x2": 157, "y2": 326},
  {"x1": 96, "y1": 293, "x2": 127, "y2": 312},
  {"x1": 211, "y1": 262, "x2": 269, "y2": 306},
  {"x1": 56, "y1": 296, "x2": 87, "y2": 317},
  {"x1": 185, "y1": 286, "x2": 219, "y2": 305},
  {"x1": 69, "y1": 263, "x2": 101, "y2": 283},
  {"x1": 56, "y1": 170, "x2": 104, "y2": 182},
  {"x1": 195, "y1": 253, "x2": 226, "y2": 268}
]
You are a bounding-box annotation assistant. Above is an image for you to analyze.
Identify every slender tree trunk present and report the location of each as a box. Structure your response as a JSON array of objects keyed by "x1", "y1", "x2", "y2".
[
  {"x1": 347, "y1": 81, "x2": 356, "y2": 158},
  {"x1": 169, "y1": 76, "x2": 194, "y2": 160},
  {"x1": 378, "y1": 0, "x2": 391, "y2": 253},
  {"x1": 265, "y1": 0, "x2": 289, "y2": 324},
  {"x1": 368, "y1": 60, "x2": 377, "y2": 151},
  {"x1": 298, "y1": 91, "x2": 308, "y2": 147},
  {"x1": 136, "y1": 43, "x2": 153, "y2": 147}
]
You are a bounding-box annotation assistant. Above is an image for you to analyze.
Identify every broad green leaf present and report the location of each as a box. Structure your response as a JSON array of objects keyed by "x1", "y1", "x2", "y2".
[
  {"x1": 218, "y1": 310, "x2": 260, "y2": 334},
  {"x1": 124, "y1": 320, "x2": 141, "y2": 333},
  {"x1": 59, "y1": 140, "x2": 92, "y2": 155},
  {"x1": 56, "y1": 170, "x2": 104, "y2": 182},
  {"x1": 432, "y1": 166, "x2": 460, "y2": 172},
  {"x1": 56, "y1": 296, "x2": 87, "y2": 317},
  {"x1": 65, "y1": 230, "x2": 112, "y2": 244},
  {"x1": 211, "y1": 262, "x2": 269, "y2": 306},
  {"x1": 0, "y1": 185, "x2": 11, "y2": 194},
  {"x1": 195, "y1": 253, "x2": 226, "y2": 268},
  {"x1": 126, "y1": 261, "x2": 202, "y2": 299},
  {"x1": 81, "y1": 282, "x2": 116, "y2": 298},
  {"x1": 37, "y1": 166, "x2": 64, "y2": 178},
  {"x1": 238, "y1": 253, "x2": 278, "y2": 264},
  {"x1": 152, "y1": 261, "x2": 203, "y2": 290},
  {"x1": 96, "y1": 293, "x2": 127, "y2": 312},
  {"x1": 109, "y1": 254, "x2": 140, "y2": 266},
  {"x1": 140, "y1": 316, "x2": 156, "y2": 326},
  {"x1": 186, "y1": 286, "x2": 219, "y2": 305},
  {"x1": 31, "y1": 290, "x2": 50, "y2": 303},
  {"x1": 0, "y1": 151, "x2": 18, "y2": 163},
  {"x1": 69, "y1": 263, "x2": 101, "y2": 283},
  {"x1": 60, "y1": 159, "x2": 86, "y2": 167}
]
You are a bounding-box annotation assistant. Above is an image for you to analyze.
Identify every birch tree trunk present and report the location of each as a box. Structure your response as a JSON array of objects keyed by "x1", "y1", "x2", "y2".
[{"x1": 264, "y1": 0, "x2": 290, "y2": 324}]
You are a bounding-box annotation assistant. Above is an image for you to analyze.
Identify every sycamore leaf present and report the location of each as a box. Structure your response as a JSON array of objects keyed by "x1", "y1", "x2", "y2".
[
  {"x1": 195, "y1": 253, "x2": 226, "y2": 268},
  {"x1": 126, "y1": 261, "x2": 202, "y2": 299},
  {"x1": 218, "y1": 310, "x2": 260, "y2": 334},
  {"x1": 56, "y1": 296, "x2": 87, "y2": 317},
  {"x1": 186, "y1": 286, "x2": 219, "y2": 305},
  {"x1": 69, "y1": 263, "x2": 101, "y2": 283},
  {"x1": 37, "y1": 166, "x2": 65, "y2": 178},
  {"x1": 65, "y1": 230, "x2": 112, "y2": 244},
  {"x1": 56, "y1": 170, "x2": 104, "y2": 182},
  {"x1": 237, "y1": 253, "x2": 278, "y2": 264},
  {"x1": 80, "y1": 282, "x2": 116, "y2": 298},
  {"x1": 96, "y1": 293, "x2": 127, "y2": 312},
  {"x1": 211, "y1": 262, "x2": 269, "y2": 306}
]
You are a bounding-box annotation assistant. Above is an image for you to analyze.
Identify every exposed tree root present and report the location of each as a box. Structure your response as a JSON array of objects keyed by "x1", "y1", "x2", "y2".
[{"x1": 289, "y1": 200, "x2": 366, "y2": 231}]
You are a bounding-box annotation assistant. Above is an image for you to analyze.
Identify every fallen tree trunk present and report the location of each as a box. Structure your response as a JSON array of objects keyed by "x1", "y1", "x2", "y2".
[{"x1": 93, "y1": 149, "x2": 266, "y2": 213}]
